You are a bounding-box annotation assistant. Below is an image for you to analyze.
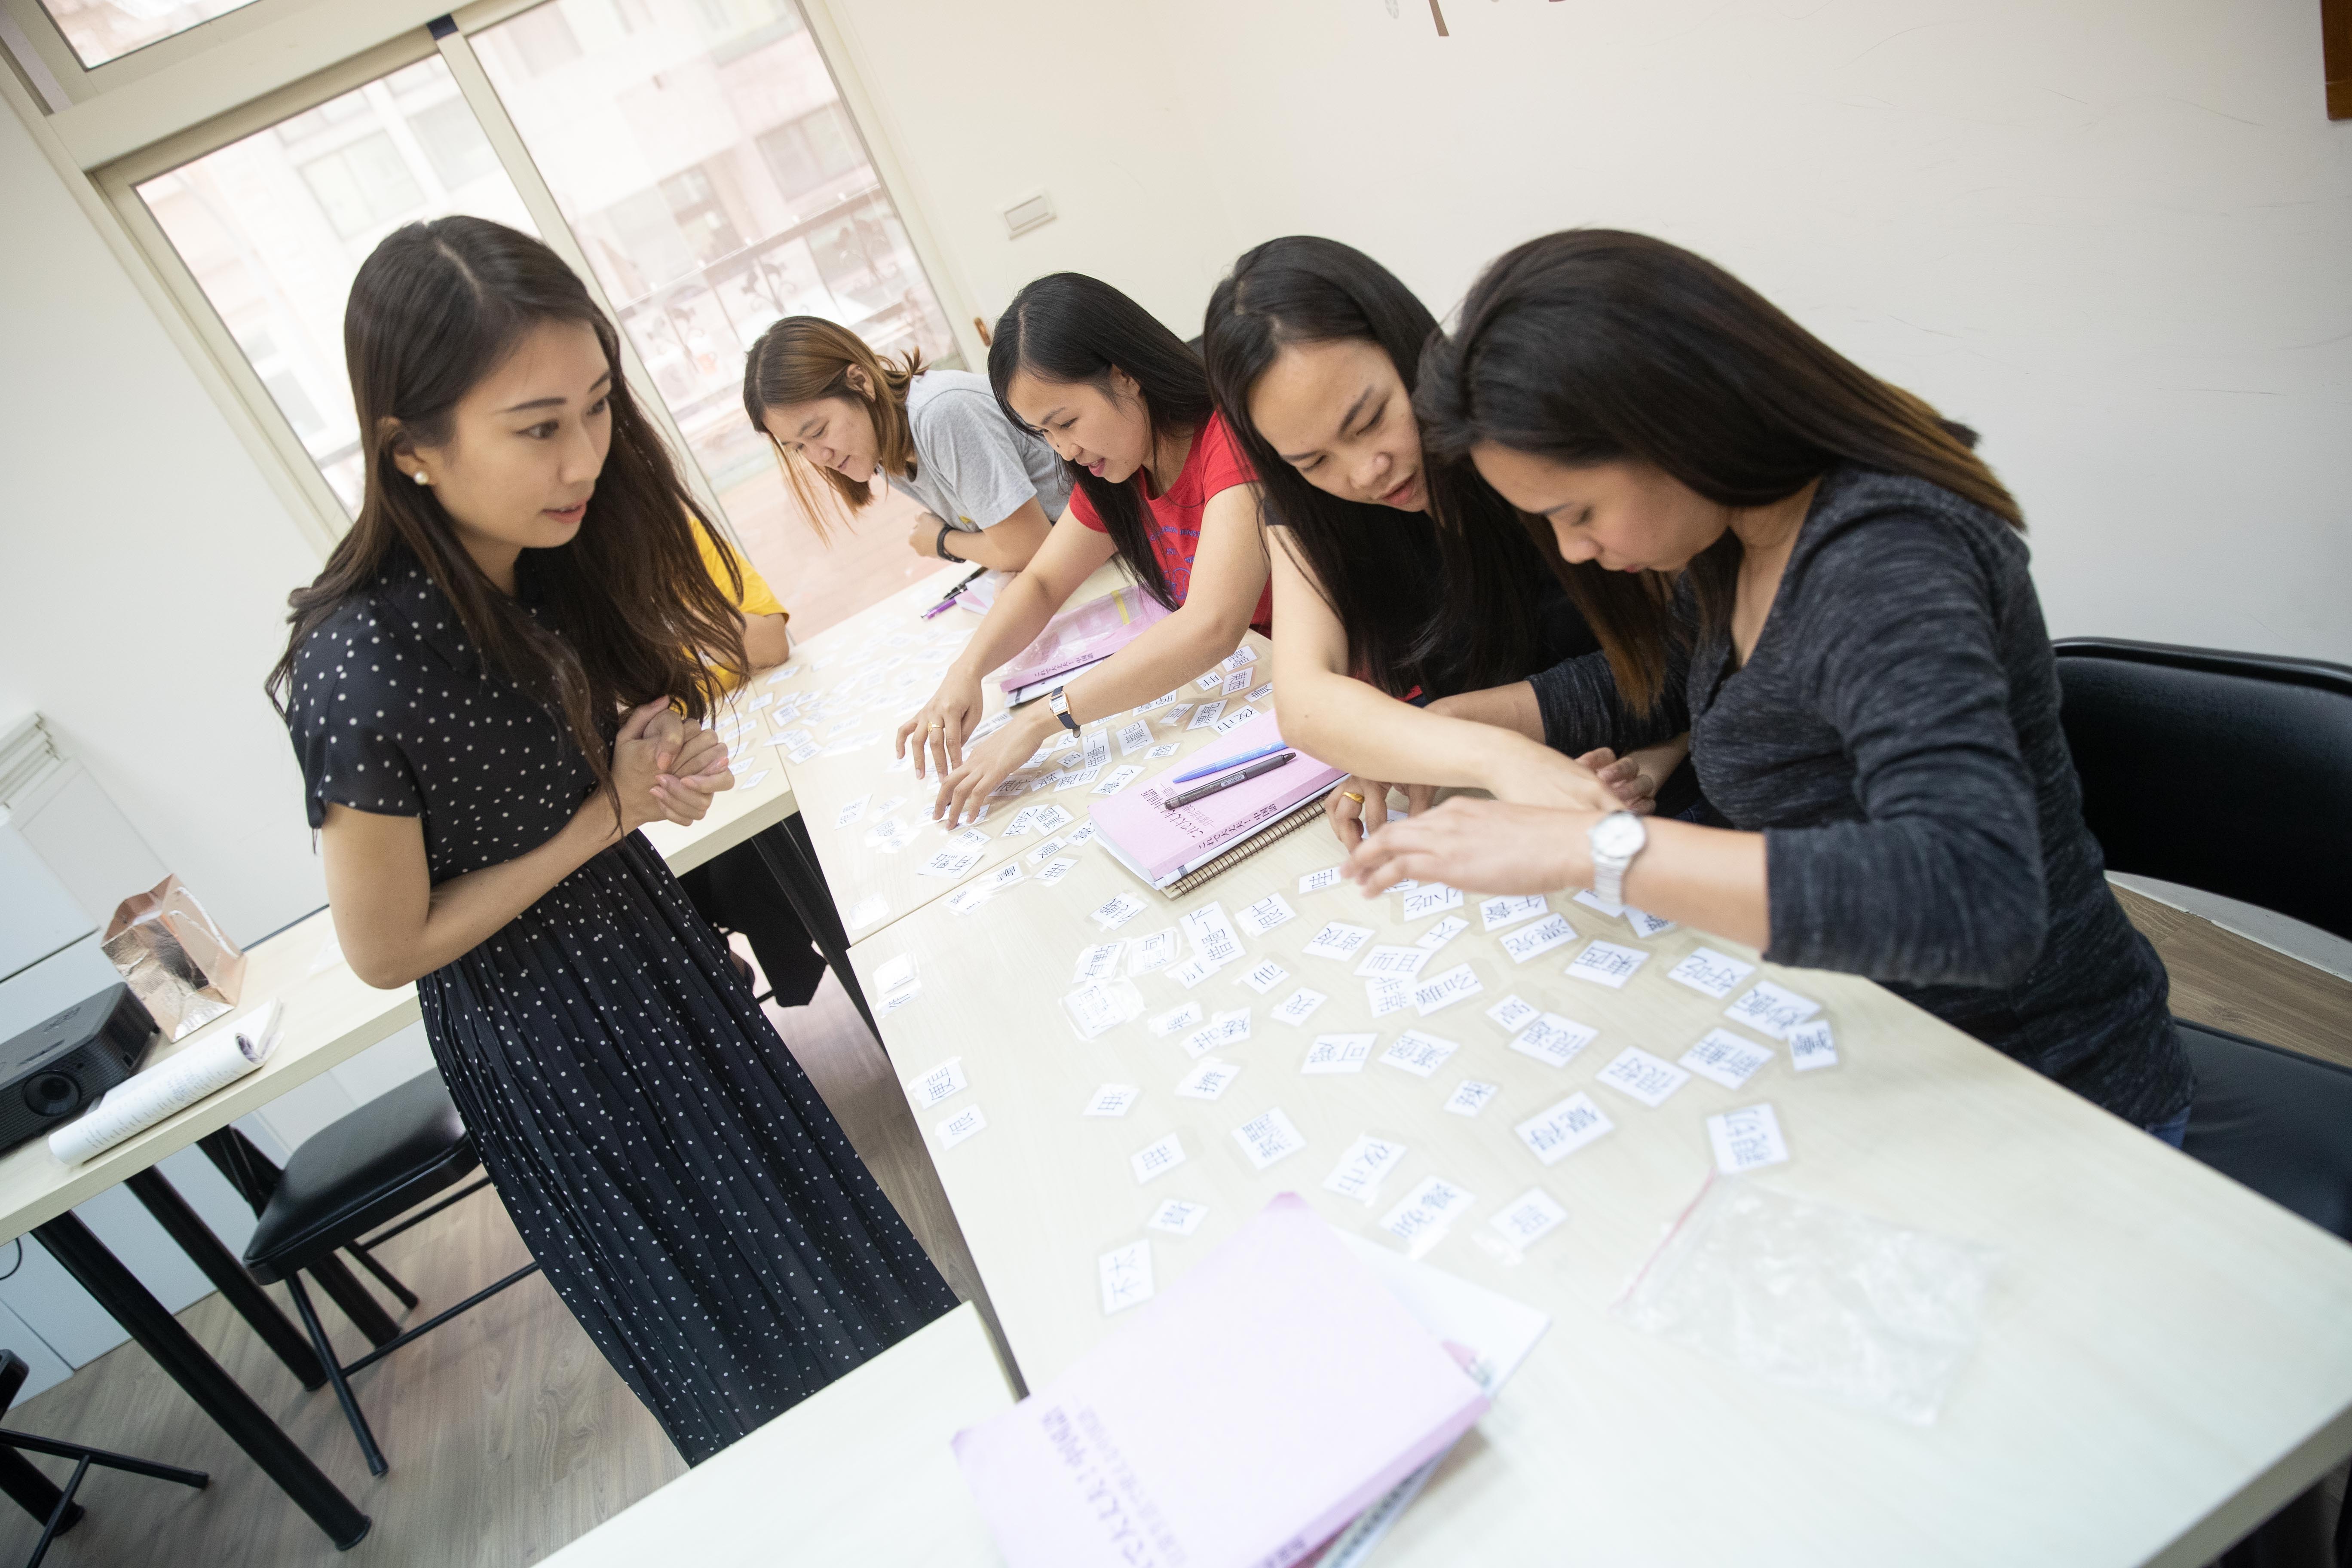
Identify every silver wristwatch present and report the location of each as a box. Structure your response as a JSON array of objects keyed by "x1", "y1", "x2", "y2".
[{"x1": 1589, "y1": 810, "x2": 1648, "y2": 908}]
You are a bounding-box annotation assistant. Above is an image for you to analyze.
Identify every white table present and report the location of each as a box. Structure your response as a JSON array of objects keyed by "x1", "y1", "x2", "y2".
[
  {"x1": 537, "y1": 1301, "x2": 1011, "y2": 1566},
  {"x1": 853, "y1": 808, "x2": 2352, "y2": 1566}
]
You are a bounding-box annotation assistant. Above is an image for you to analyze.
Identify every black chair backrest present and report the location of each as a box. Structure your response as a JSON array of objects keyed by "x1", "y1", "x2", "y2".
[{"x1": 2053, "y1": 638, "x2": 2352, "y2": 943}]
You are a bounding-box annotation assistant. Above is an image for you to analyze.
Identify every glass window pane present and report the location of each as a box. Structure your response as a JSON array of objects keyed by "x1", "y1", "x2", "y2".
[
  {"x1": 136, "y1": 57, "x2": 539, "y2": 517},
  {"x1": 475, "y1": 0, "x2": 962, "y2": 628},
  {"x1": 36, "y1": 0, "x2": 261, "y2": 70}
]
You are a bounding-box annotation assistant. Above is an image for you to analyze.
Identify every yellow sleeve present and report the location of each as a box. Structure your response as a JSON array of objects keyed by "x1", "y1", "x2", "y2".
[{"x1": 692, "y1": 519, "x2": 787, "y2": 620}]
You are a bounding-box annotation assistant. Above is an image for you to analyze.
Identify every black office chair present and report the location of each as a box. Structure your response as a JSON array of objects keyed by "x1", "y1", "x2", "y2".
[
  {"x1": 241, "y1": 1074, "x2": 539, "y2": 1478},
  {"x1": 2054, "y1": 637, "x2": 2352, "y2": 1568},
  {"x1": 0, "y1": 1349, "x2": 207, "y2": 1566}
]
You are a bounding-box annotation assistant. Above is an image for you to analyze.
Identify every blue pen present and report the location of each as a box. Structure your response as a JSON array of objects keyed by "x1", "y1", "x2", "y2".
[{"x1": 1170, "y1": 739, "x2": 1286, "y2": 784}]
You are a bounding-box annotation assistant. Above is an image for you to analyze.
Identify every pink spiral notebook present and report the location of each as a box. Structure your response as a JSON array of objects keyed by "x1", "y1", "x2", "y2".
[
  {"x1": 996, "y1": 584, "x2": 1173, "y2": 702},
  {"x1": 1090, "y1": 712, "x2": 1344, "y2": 890},
  {"x1": 951, "y1": 1194, "x2": 1491, "y2": 1568}
]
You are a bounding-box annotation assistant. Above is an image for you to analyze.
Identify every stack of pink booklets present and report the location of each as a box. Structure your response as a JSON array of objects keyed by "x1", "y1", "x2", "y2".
[
  {"x1": 1091, "y1": 712, "x2": 1344, "y2": 891},
  {"x1": 996, "y1": 584, "x2": 1173, "y2": 705},
  {"x1": 952, "y1": 1194, "x2": 1518, "y2": 1568}
]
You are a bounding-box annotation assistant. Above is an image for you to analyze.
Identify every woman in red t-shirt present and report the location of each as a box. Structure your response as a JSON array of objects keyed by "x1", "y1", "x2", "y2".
[{"x1": 897, "y1": 273, "x2": 1270, "y2": 824}]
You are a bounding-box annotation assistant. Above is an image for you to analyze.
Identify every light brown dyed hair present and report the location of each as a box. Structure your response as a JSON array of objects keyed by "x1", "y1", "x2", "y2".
[{"x1": 741, "y1": 316, "x2": 922, "y2": 542}]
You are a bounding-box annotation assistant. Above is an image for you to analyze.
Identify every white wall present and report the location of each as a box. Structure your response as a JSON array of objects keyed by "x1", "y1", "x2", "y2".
[
  {"x1": 830, "y1": 0, "x2": 2352, "y2": 663},
  {"x1": 0, "y1": 91, "x2": 330, "y2": 948}
]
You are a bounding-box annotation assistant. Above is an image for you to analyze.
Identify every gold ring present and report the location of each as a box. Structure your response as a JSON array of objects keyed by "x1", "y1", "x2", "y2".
[
  {"x1": 929, "y1": 720, "x2": 945, "y2": 729},
  {"x1": 1341, "y1": 791, "x2": 1366, "y2": 805}
]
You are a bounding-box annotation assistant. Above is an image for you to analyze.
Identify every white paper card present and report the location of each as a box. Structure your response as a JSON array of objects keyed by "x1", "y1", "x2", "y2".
[
  {"x1": 1486, "y1": 995, "x2": 1540, "y2": 1032},
  {"x1": 1092, "y1": 765, "x2": 1144, "y2": 796},
  {"x1": 1788, "y1": 1018, "x2": 1839, "y2": 1072},
  {"x1": 916, "y1": 846, "x2": 983, "y2": 880},
  {"x1": 1176, "y1": 1059, "x2": 1242, "y2": 1100},
  {"x1": 1099, "y1": 1241, "x2": 1154, "y2": 1314},
  {"x1": 1232, "y1": 1108, "x2": 1308, "y2": 1170},
  {"x1": 1072, "y1": 942, "x2": 1127, "y2": 983},
  {"x1": 1708, "y1": 1103, "x2": 1791, "y2": 1173},
  {"x1": 1479, "y1": 894, "x2": 1548, "y2": 931},
  {"x1": 1181, "y1": 903, "x2": 1246, "y2": 970},
  {"x1": 1035, "y1": 857, "x2": 1079, "y2": 887},
  {"x1": 1724, "y1": 980, "x2": 1823, "y2": 1041},
  {"x1": 1149, "y1": 1001, "x2": 1204, "y2": 1038},
  {"x1": 1323, "y1": 1135, "x2": 1410, "y2": 1204},
  {"x1": 1271, "y1": 987, "x2": 1327, "y2": 1026},
  {"x1": 1380, "y1": 1176, "x2": 1478, "y2": 1244},
  {"x1": 1302, "y1": 1033, "x2": 1375, "y2": 1074},
  {"x1": 1565, "y1": 940, "x2": 1650, "y2": 989},
  {"x1": 1415, "y1": 916, "x2": 1469, "y2": 952},
  {"x1": 1167, "y1": 955, "x2": 1216, "y2": 989},
  {"x1": 1380, "y1": 1030, "x2": 1459, "y2": 1078},
  {"x1": 1681, "y1": 1028, "x2": 1774, "y2": 1089},
  {"x1": 1355, "y1": 944, "x2": 1432, "y2": 980},
  {"x1": 1365, "y1": 976, "x2": 1413, "y2": 1019},
  {"x1": 1212, "y1": 705, "x2": 1259, "y2": 734},
  {"x1": 1091, "y1": 892, "x2": 1148, "y2": 930},
  {"x1": 1400, "y1": 884, "x2": 1464, "y2": 921},
  {"x1": 1303, "y1": 922, "x2": 1375, "y2": 962},
  {"x1": 1062, "y1": 980, "x2": 1138, "y2": 1040},
  {"x1": 1595, "y1": 1046, "x2": 1690, "y2": 1107},
  {"x1": 1510, "y1": 1013, "x2": 1599, "y2": 1069},
  {"x1": 1233, "y1": 894, "x2": 1297, "y2": 938},
  {"x1": 1128, "y1": 928, "x2": 1181, "y2": 975},
  {"x1": 1299, "y1": 866, "x2": 1344, "y2": 894},
  {"x1": 1489, "y1": 1188, "x2": 1569, "y2": 1248},
  {"x1": 1238, "y1": 958, "x2": 1290, "y2": 995},
  {"x1": 1412, "y1": 962, "x2": 1485, "y2": 1016},
  {"x1": 1187, "y1": 700, "x2": 1227, "y2": 731},
  {"x1": 1130, "y1": 1132, "x2": 1187, "y2": 1185},
  {"x1": 935, "y1": 1105, "x2": 988, "y2": 1148},
  {"x1": 1513, "y1": 1093, "x2": 1615, "y2": 1166},
  {"x1": 1443, "y1": 1080, "x2": 1500, "y2": 1118},
  {"x1": 833, "y1": 793, "x2": 871, "y2": 830},
  {"x1": 1147, "y1": 1200, "x2": 1207, "y2": 1237},
  {"x1": 1116, "y1": 719, "x2": 1153, "y2": 756},
  {"x1": 906, "y1": 1057, "x2": 966, "y2": 1109},
  {"x1": 1501, "y1": 913, "x2": 1578, "y2": 965},
  {"x1": 1083, "y1": 1083, "x2": 1141, "y2": 1118},
  {"x1": 1666, "y1": 947, "x2": 1756, "y2": 1001}
]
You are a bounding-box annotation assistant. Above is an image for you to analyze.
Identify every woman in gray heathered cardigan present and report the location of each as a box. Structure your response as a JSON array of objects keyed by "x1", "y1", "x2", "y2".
[{"x1": 1344, "y1": 229, "x2": 2190, "y2": 1137}]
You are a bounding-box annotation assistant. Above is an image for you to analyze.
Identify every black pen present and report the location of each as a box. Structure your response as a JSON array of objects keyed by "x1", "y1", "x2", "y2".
[{"x1": 1162, "y1": 751, "x2": 1295, "y2": 810}]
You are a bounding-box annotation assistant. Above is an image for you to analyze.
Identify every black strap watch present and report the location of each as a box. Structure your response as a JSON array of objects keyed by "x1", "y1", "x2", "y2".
[
  {"x1": 934, "y1": 521, "x2": 965, "y2": 563},
  {"x1": 1046, "y1": 686, "x2": 1081, "y2": 732}
]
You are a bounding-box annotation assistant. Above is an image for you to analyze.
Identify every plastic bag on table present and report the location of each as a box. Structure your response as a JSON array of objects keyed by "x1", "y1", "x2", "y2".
[{"x1": 1614, "y1": 1176, "x2": 1997, "y2": 1425}]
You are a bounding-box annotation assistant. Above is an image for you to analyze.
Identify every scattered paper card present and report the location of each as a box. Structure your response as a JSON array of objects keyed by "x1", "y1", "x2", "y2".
[
  {"x1": 1788, "y1": 1018, "x2": 1839, "y2": 1072},
  {"x1": 1238, "y1": 959, "x2": 1290, "y2": 995},
  {"x1": 916, "y1": 846, "x2": 983, "y2": 880},
  {"x1": 1073, "y1": 942, "x2": 1127, "y2": 983},
  {"x1": 936, "y1": 1105, "x2": 988, "y2": 1149},
  {"x1": 1681, "y1": 1028, "x2": 1774, "y2": 1089},
  {"x1": 1299, "y1": 866, "x2": 1344, "y2": 895},
  {"x1": 1380, "y1": 1176, "x2": 1477, "y2": 1247},
  {"x1": 1187, "y1": 700, "x2": 1228, "y2": 731},
  {"x1": 833, "y1": 793, "x2": 871, "y2": 830},
  {"x1": 1128, "y1": 928, "x2": 1181, "y2": 975},
  {"x1": 1130, "y1": 1132, "x2": 1187, "y2": 1185},
  {"x1": 1099, "y1": 1241, "x2": 1154, "y2": 1315},
  {"x1": 1181, "y1": 903, "x2": 1246, "y2": 970},
  {"x1": 907, "y1": 1057, "x2": 966, "y2": 1109},
  {"x1": 1565, "y1": 940, "x2": 1650, "y2": 989},
  {"x1": 1513, "y1": 1093, "x2": 1616, "y2": 1166},
  {"x1": 1412, "y1": 963, "x2": 1485, "y2": 1016},
  {"x1": 1303, "y1": 922, "x2": 1375, "y2": 962},
  {"x1": 1510, "y1": 1013, "x2": 1599, "y2": 1070},
  {"x1": 1167, "y1": 955, "x2": 1216, "y2": 989},
  {"x1": 1708, "y1": 1103, "x2": 1790, "y2": 1173},
  {"x1": 1232, "y1": 1108, "x2": 1308, "y2": 1170},
  {"x1": 1212, "y1": 705, "x2": 1259, "y2": 734},
  {"x1": 1323, "y1": 1135, "x2": 1409, "y2": 1205},
  {"x1": 1092, "y1": 765, "x2": 1143, "y2": 796},
  {"x1": 1501, "y1": 913, "x2": 1577, "y2": 965},
  {"x1": 1666, "y1": 947, "x2": 1755, "y2": 1001},
  {"x1": 1146, "y1": 741, "x2": 1181, "y2": 759},
  {"x1": 1035, "y1": 857, "x2": 1079, "y2": 888},
  {"x1": 1026, "y1": 835, "x2": 1070, "y2": 865},
  {"x1": 1479, "y1": 894, "x2": 1548, "y2": 931},
  {"x1": 1233, "y1": 894, "x2": 1298, "y2": 939},
  {"x1": 1091, "y1": 892, "x2": 1148, "y2": 930},
  {"x1": 1400, "y1": 884, "x2": 1464, "y2": 921},
  {"x1": 1150, "y1": 1001, "x2": 1204, "y2": 1038},
  {"x1": 1596, "y1": 1046, "x2": 1691, "y2": 1108},
  {"x1": 1271, "y1": 987, "x2": 1327, "y2": 1026},
  {"x1": 1221, "y1": 667, "x2": 1254, "y2": 696},
  {"x1": 1486, "y1": 994, "x2": 1540, "y2": 1033},
  {"x1": 1063, "y1": 980, "x2": 1140, "y2": 1040},
  {"x1": 1489, "y1": 1188, "x2": 1568, "y2": 1250},
  {"x1": 1146, "y1": 1200, "x2": 1207, "y2": 1238},
  {"x1": 1116, "y1": 719, "x2": 1153, "y2": 756},
  {"x1": 1380, "y1": 1030, "x2": 1459, "y2": 1078},
  {"x1": 1365, "y1": 976, "x2": 1412, "y2": 1019},
  {"x1": 1443, "y1": 1080, "x2": 1499, "y2": 1118},
  {"x1": 1355, "y1": 944, "x2": 1432, "y2": 981},
  {"x1": 1724, "y1": 980, "x2": 1822, "y2": 1041},
  {"x1": 1084, "y1": 1083, "x2": 1142, "y2": 1118},
  {"x1": 1302, "y1": 1033, "x2": 1375, "y2": 1074},
  {"x1": 847, "y1": 894, "x2": 889, "y2": 930},
  {"x1": 1176, "y1": 1059, "x2": 1242, "y2": 1100},
  {"x1": 1415, "y1": 916, "x2": 1469, "y2": 952}
]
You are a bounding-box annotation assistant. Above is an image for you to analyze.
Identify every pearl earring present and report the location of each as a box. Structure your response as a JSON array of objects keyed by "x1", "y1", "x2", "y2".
[{"x1": 411, "y1": 469, "x2": 430, "y2": 486}]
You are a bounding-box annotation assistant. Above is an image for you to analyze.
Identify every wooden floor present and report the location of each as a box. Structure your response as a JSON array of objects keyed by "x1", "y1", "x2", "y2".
[
  {"x1": 720, "y1": 465, "x2": 948, "y2": 642},
  {"x1": 2, "y1": 894, "x2": 2341, "y2": 1565},
  {"x1": 0, "y1": 961, "x2": 980, "y2": 1568}
]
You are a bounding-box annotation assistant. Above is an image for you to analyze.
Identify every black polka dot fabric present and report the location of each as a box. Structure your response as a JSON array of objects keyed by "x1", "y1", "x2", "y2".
[{"x1": 283, "y1": 547, "x2": 954, "y2": 1465}]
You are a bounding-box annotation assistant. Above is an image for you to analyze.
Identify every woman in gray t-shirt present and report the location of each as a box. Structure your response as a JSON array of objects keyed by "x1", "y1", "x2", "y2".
[{"x1": 744, "y1": 317, "x2": 1070, "y2": 573}]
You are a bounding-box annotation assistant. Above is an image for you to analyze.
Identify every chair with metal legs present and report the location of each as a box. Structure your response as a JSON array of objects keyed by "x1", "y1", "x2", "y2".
[
  {"x1": 240, "y1": 1074, "x2": 539, "y2": 1477},
  {"x1": 0, "y1": 1350, "x2": 208, "y2": 1568}
]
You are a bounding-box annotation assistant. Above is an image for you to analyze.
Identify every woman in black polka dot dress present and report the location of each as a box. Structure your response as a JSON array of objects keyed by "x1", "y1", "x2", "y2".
[{"x1": 266, "y1": 217, "x2": 952, "y2": 1466}]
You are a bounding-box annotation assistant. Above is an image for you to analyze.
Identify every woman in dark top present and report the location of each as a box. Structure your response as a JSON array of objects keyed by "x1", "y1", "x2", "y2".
[
  {"x1": 1201, "y1": 236, "x2": 1698, "y2": 844},
  {"x1": 266, "y1": 217, "x2": 952, "y2": 1465},
  {"x1": 1344, "y1": 230, "x2": 2190, "y2": 1136}
]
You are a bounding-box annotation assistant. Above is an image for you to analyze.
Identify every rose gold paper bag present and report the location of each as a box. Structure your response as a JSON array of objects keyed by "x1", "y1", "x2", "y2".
[{"x1": 100, "y1": 875, "x2": 247, "y2": 1040}]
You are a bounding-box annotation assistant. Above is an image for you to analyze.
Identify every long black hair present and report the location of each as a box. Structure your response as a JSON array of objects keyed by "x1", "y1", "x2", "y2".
[
  {"x1": 266, "y1": 217, "x2": 743, "y2": 811},
  {"x1": 1204, "y1": 236, "x2": 1560, "y2": 695},
  {"x1": 1417, "y1": 228, "x2": 2019, "y2": 711},
  {"x1": 987, "y1": 273, "x2": 1216, "y2": 610}
]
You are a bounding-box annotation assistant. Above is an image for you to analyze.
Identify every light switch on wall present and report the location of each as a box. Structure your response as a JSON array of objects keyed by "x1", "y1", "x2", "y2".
[{"x1": 1001, "y1": 191, "x2": 1056, "y2": 239}]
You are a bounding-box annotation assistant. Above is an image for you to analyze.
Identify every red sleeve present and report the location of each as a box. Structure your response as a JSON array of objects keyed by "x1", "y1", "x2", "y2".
[
  {"x1": 1066, "y1": 482, "x2": 1106, "y2": 532},
  {"x1": 1196, "y1": 413, "x2": 1258, "y2": 499}
]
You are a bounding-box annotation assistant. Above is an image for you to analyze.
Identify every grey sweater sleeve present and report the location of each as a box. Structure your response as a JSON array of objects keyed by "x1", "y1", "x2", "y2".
[
  {"x1": 1761, "y1": 516, "x2": 2047, "y2": 986},
  {"x1": 1527, "y1": 632, "x2": 1690, "y2": 757}
]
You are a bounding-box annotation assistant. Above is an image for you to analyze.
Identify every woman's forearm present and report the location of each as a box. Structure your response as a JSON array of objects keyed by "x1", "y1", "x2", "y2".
[
  {"x1": 949, "y1": 570, "x2": 1064, "y2": 684},
  {"x1": 1063, "y1": 600, "x2": 1252, "y2": 723},
  {"x1": 1279, "y1": 664, "x2": 1542, "y2": 792}
]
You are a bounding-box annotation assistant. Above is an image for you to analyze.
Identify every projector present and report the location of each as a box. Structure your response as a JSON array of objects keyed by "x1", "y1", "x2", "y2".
[{"x1": 0, "y1": 985, "x2": 155, "y2": 1156}]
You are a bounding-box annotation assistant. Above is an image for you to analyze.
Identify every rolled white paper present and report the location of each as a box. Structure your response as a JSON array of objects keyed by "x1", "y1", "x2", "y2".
[{"x1": 46, "y1": 999, "x2": 282, "y2": 1165}]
